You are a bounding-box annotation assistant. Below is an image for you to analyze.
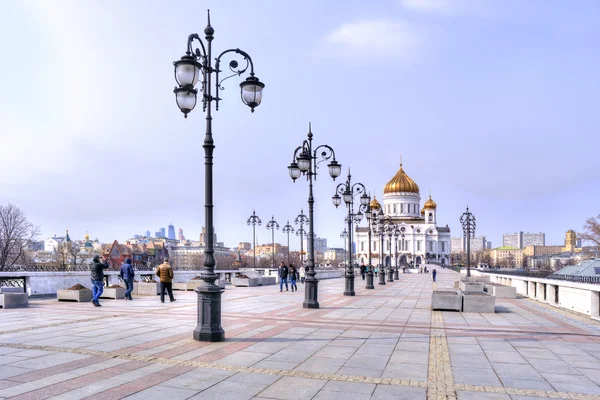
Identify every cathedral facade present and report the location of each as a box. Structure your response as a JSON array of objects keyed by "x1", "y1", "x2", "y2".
[{"x1": 354, "y1": 163, "x2": 451, "y2": 267}]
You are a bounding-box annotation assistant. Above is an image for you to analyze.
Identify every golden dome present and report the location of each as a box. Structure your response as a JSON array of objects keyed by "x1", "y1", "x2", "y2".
[
  {"x1": 420, "y1": 208, "x2": 425, "y2": 215},
  {"x1": 84, "y1": 232, "x2": 90, "y2": 241},
  {"x1": 370, "y1": 196, "x2": 381, "y2": 210},
  {"x1": 383, "y1": 164, "x2": 419, "y2": 194},
  {"x1": 424, "y1": 195, "x2": 437, "y2": 209}
]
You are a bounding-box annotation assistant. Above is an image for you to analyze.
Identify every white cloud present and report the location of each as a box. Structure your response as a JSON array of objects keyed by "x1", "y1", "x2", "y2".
[
  {"x1": 401, "y1": 0, "x2": 450, "y2": 12},
  {"x1": 315, "y1": 20, "x2": 423, "y2": 62},
  {"x1": 400, "y1": 0, "x2": 486, "y2": 15}
]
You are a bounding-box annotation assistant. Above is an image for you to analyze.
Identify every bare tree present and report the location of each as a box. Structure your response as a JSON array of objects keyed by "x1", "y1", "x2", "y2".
[
  {"x1": 579, "y1": 215, "x2": 600, "y2": 247},
  {"x1": 54, "y1": 242, "x2": 69, "y2": 269},
  {"x1": 0, "y1": 203, "x2": 40, "y2": 270}
]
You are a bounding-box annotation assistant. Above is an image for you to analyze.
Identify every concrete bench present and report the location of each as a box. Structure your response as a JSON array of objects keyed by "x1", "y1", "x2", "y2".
[
  {"x1": 459, "y1": 281, "x2": 484, "y2": 292},
  {"x1": 462, "y1": 291, "x2": 495, "y2": 313},
  {"x1": 432, "y1": 290, "x2": 462, "y2": 311},
  {"x1": 0, "y1": 293, "x2": 28, "y2": 308},
  {"x1": 186, "y1": 280, "x2": 226, "y2": 290},
  {"x1": 484, "y1": 283, "x2": 517, "y2": 299}
]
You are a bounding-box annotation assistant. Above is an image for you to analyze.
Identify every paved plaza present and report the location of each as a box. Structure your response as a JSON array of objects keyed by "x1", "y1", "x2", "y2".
[{"x1": 0, "y1": 268, "x2": 600, "y2": 399}]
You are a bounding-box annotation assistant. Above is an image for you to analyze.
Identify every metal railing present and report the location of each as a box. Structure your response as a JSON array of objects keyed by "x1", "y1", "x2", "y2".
[{"x1": 483, "y1": 270, "x2": 600, "y2": 284}]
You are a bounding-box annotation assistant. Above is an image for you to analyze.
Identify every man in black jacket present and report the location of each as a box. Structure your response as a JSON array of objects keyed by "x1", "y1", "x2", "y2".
[
  {"x1": 360, "y1": 264, "x2": 367, "y2": 280},
  {"x1": 90, "y1": 255, "x2": 109, "y2": 307},
  {"x1": 278, "y1": 261, "x2": 289, "y2": 292}
]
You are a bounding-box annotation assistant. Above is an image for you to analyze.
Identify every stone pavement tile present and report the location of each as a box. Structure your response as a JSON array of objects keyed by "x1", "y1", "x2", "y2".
[
  {"x1": 541, "y1": 372, "x2": 600, "y2": 395},
  {"x1": 452, "y1": 366, "x2": 502, "y2": 386},
  {"x1": 253, "y1": 359, "x2": 299, "y2": 371},
  {"x1": 493, "y1": 364, "x2": 544, "y2": 381},
  {"x1": 479, "y1": 341, "x2": 516, "y2": 352},
  {"x1": 328, "y1": 338, "x2": 366, "y2": 348},
  {"x1": 0, "y1": 371, "x2": 79, "y2": 398},
  {"x1": 313, "y1": 346, "x2": 357, "y2": 360},
  {"x1": 510, "y1": 396, "x2": 567, "y2": 400},
  {"x1": 515, "y1": 347, "x2": 560, "y2": 360},
  {"x1": 312, "y1": 391, "x2": 371, "y2": 400},
  {"x1": 509, "y1": 339, "x2": 545, "y2": 349},
  {"x1": 217, "y1": 350, "x2": 271, "y2": 367},
  {"x1": 382, "y1": 362, "x2": 427, "y2": 381},
  {"x1": 527, "y1": 358, "x2": 581, "y2": 374},
  {"x1": 189, "y1": 381, "x2": 267, "y2": 400},
  {"x1": 321, "y1": 381, "x2": 376, "y2": 395},
  {"x1": 0, "y1": 355, "x2": 26, "y2": 365},
  {"x1": 457, "y1": 392, "x2": 510, "y2": 399},
  {"x1": 394, "y1": 340, "x2": 428, "y2": 352},
  {"x1": 500, "y1": 378, "x2": 554, "y2": 390},
  {"x1": 8, "y1": 349, "x2": 55, "y2": 358},
  {"x1": 123, "y1": 384, "x2": 200, "y2": 399},
  {"x1": 111, "y1": 363, "x2": 173, "y2": 382},
  {"x1": 451, "y1": 354, "x2": 493, "y2": 369},
  {"x1": 0, "y1": 381, "x2": 19, "y2": 390},
  {"x1": 295, "y1": 357, "x2": 346, "y2": 374},
  {"x1": 47, "y1": 378, "x2": 126, "y2": 400},
  {"x1": 226, "y1": 372, "x2": 281, "y2": 385},
  {"x1": 371, "y1": 384, "x2": 426, "y2": 400},
  {"x1": 161, "y1": 368, "x2": 235, "y2": 391},
  {"x1": 447, "y1": 336, "x2": 479, "y2": 345},
  {"x1": 257, "y1": 376, "x2": 327, "y2": 400},
  {"x1": 389, "y1": 350, "x2": 428, "y2": 365},
  {"x1": 354, "y1": 344, "x2": 395, "y2": 357},
  {"x1": 577, "y1": 367, "x2": 600, "y2": 381},
  {"x1": 268, "y1": 348, "x2": 315, "y2": 363},
  {"x1": 485, "y1": 351, "x2": 528, "y2": 364},
  {"x1": 558, "y1": 354, "x2": 600, "y2": 368},
  {"x1": 449, "y1": 344, "x2": 486, "y2": 355},
  {"x1": 336, "y1": 366, "x2": 383, "y2": 378},
  {"x1": 0, "y1": 347, "x2": 23, "y2": 355},
  {"x1": 344, "y1": 353, "x2": 389, "y2": 370},
  {"x1": 6, "y1": 353, "x2": 89, "y2": 370}
]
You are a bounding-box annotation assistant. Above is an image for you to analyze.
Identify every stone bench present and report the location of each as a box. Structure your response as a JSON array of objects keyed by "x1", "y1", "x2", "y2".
[
  {"x1": 57, "y1": 289, "x2": 93, "y2": 302},
  {"x1": 0, "y1": 293, "x2": 28, "y2": 308},
  {"x1": 134, "y1": 282, "x2": 160, "y2": 295},
  {"x1": 462, "y1": 291, "x2": 495, "y2": 313},
  {"x1": 99, "y1": 287, "x2": 126, "y2": 300},
  {"x1": 459, "y1": 281, "x2": 484, "y2": 292},
  {"x1": 484, "y1": 283, "x2": 517, "y2": 299},
  {"x1": 234, "y1": 277, "x2": 276, "y2": 287},
  {"x1": 186, "y1": 280, "x2": 226, "y2": 291},
  {"x1": 432, "y1": 290, "x2": 462, "y2": 311}
]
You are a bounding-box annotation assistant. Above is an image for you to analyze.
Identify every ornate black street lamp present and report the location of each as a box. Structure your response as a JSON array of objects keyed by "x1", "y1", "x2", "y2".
[
  {"x1": 333, "y1": 169, "x2": 369, "y2": 296},
  {"x1": 247, "y1": 210, "x2": 262, "y2": 268},
  {"x1": 372, "y1": 210, "x2": 386, "y2": 285},
  {"x1": 340, "y1": 228, "x2": 348, "y2": 267},
  {"x1": 282, "y1": 221, "x2": 294, "y2": 265},
  {"x1": 460, "y1": 206, "x2": 476, "y2": 277},
  {"x1": 365, "y1": 203, "x2": 375, "y2": 290},
  {"x1": 294, "y1": 209, "x2": 309, "y2": 266},
  {"x1": 382, "y1": 217, "x2": 398, "y2": 282},
  {"x1": 173, "y1": 10, "x2": 265, "y2": 343},
  {"x1": 288, "y1": 124, "x2": 342, "y2": 308},
  {"x1": 266, "y1": 216, "x2": 279, "y2": 268}
]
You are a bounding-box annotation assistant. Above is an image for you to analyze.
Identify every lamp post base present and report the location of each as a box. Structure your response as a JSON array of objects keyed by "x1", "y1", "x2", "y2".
[
  {"x1": 344, "y1": 271, "x2": 355, "y2": 296},
  {"x1": 394, "y1": 268, "x2": 399, "y2": 280},
  {"x1": 387, "y1": 268, "x2": 394, "y2": 282},
  {"x1": 303, "y1": 276, "x2": 320, "y2": 309},
  {"x1": 379, "y1": 268, "x2": 386, "y2": 285},
  {"x1": 193, "y1": 285, "x2": 225, "y2": 342},
  {"x1": 366, "y1": 270, "x2": 374, "y2": 289}
]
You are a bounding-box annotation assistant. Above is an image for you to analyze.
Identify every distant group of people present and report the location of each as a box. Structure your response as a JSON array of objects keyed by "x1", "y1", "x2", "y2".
[
  {"x1": 89, "y1": 255, "x2": 176, "y2": 307},
  {"x1": 278, "y1": 261, "x2": 306, "y2": 292}
]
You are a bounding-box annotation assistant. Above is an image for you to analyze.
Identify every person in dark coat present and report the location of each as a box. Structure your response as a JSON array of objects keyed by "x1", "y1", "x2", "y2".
[
  {"x1": 289, "y1": 264, "x2": 298, "y2": 292},
  {"x1": 432, "y1": 268, "x2": 437, "y2": 282},
  {"x1": 359, "y1": 264, "x2": 367, "y2": 280},
  {"x1": 90, "y1": 255, "x2": 109, "y2": 307},
  {"x1": 278, "y1": 261, "x2": 289, "y2": 292},
  {"x1": 120, "y1": 258, "x2": 135, "y2": 300}
]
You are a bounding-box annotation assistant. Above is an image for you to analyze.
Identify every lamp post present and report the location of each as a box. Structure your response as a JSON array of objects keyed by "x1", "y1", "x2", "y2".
[
  {"x1": 282, "y1": 221, "x2": 294, "y2": 265},
  {"x1": 333, "y1": 169, "x2": 369, "y2": 296},
  {"x1": 266, "y1": 216, "x2": 279, "y2": 268},
  {"x1": 294, "y1": 209, "x2": 309, "y2": 267},
  {"x1": 365, "y1": 207, "x2": 375, "y2": 290},
  {"x1": 376, "y1": 214, "x2": 397, "y2": 282},
  {"x1": 460, "y1": 206, "x2": 476, "y2": 277},
  {"x1": 288, "y1": 124, "x2": 342, "y2": 308},
  {"x1": 340, "y1": 228, "x2": 348, "y2": 267},
  {"x1": 173, "y1": 10, "x2": 265, "y2": 343},
  {"x1": 246, "y1": 210, "x2": 262, "y2": 268},
  {"x1": 373, "y1": 210, "x2": 386, "y2": 285}
]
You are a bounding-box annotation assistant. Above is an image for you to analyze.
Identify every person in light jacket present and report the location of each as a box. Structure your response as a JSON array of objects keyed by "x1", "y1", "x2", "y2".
[{"x1": 299, "y1": 265, "x2": 306, "y2": 283}]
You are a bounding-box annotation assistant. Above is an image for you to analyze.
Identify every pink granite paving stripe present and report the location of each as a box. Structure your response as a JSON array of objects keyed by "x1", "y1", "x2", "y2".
[
  {"x1": 83, "y1": 365, "x2": 194, "y2": 400},
  {"x1": 7, "y1": 356, "x2": 107, "y2": 383},
  {"x1": 115, "y1": 332, "x2": 191, "y2": 354}
]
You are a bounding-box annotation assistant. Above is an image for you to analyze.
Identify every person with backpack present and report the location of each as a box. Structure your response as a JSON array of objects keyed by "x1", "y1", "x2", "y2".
[
  {"x1": 156, "y1": 258, "x2": 176, "y2": 303},
  {"x1": 289, "y1": 264, "x2": 298, "y2": 292},
  {"x1": 278, "y1": 261, "x2": 289, "y2": 292},
  {"x1": 120, "y1": 257, "x2": 135, "y2": 300}
]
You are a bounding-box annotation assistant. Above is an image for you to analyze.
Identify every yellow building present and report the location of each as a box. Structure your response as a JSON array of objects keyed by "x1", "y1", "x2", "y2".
[
  {"x1": 491, "y1": 246, "x2": 523, "y2": 267},
  {"x1": 523, "y1": 245, "x2": 564, "y2": 257},
  {"x1": 562, "y1": 230, "x2": 582, "y2": 253},
  {"x1": 255, "y1": 243, "x2": 287, "y2": 256}
]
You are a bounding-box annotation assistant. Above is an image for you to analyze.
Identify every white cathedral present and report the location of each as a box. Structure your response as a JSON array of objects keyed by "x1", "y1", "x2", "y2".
[{"x1": 355, "y1": 162, "x2": 451, "y2": 267}]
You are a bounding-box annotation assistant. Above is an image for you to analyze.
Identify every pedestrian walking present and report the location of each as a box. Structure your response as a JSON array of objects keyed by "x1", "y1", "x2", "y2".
[
  {"x1": 156, "y1": 259, "x2": 176, "y2": 303},
  {"x1": 432, "y1": 268, "x2": 437, "y2": 282},
  {"x1": 278, "y1": 261, "x2": 289, "y2": 292},
  {"x1": 374, "y1": 266, "x2": 378, "y2": 277},
  {"x1": 289, "y1": 264, "x2": 298, "y2": 292},
  {"x1": 299, "y1": 265, "x2": 306, "y2": 284},
  {"x1": 90, "y1": 255, "x2": 109, "y2": 307},
  {"x1": 120, "y1": 257, "x2": 135, "y2": 300},
  {"x1": 360, "y1": 264, "x2": 367, "y2": 280}
]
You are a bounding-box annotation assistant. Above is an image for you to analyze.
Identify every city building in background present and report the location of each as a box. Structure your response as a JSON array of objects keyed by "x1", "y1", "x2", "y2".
[
  {"x1": 324, "y1": 247, "x2": 347, "y2": 266},
  {"x1": 451, "y1": 237, "x2": 464, "y2": 253},
  {"x1": 303, "y1": 236, "x2": 328, "y2": 254},
  {"x1": 503, "y1": 232, "x2": 545, "y2": 249},
  {"x1": 450, "y1": 236, "x2": 489, "y2": 253},
  {"x1": 168, "y1": 224, "x2": 176, "y2": 240},
  {"x1": 238, "y1": 242, "x2": 251, "y2": 251},
  {"x1": 160, "y1": 227, "x2": 166, "y2": 238},
  {"x1": 199, "y1": 226, "x2": 218, "y2": 246},
  {"x1": 154, "y1": 231, "x2": 161, "y2": 238},
  {"x1": 178, "y1": 228, "x2": 185, "y2": 241},
  {"x1": 490, "y1": 246, "x2": 524, "y2": 267},
  {"x1": 146, "y1": 230, "x2": 151, "y2": 238}
]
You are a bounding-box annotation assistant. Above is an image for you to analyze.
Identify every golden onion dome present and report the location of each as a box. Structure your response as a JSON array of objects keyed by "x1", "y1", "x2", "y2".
[
  {"x1": 420, "y1": 208, "x2": 425, "y2": 215},
  {"x1": 424, "y1": 195, "x2": 437, "y2": 209},
  {"x1": 84, "y1": 231, "x2": 90, "y2": 241},
  {"x1": 383, "y1": 164, "x2": 419, "y2": 194},
  {"x1": 370, "y1": 196, "x2": 381, "y2": 210}
]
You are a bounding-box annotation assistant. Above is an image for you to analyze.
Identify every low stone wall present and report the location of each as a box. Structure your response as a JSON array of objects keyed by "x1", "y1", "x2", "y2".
[
  {"x1": 0, "y1": 293, "x2": 28, "y2": 308},
  {"x1": 473, "y1": 271, "x2": 600, "y2": 318}
]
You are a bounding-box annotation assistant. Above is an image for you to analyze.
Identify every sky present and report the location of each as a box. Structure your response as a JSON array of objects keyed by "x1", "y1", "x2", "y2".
[{"x1": 0, "y1": 0, "x2": 599, "y2": 251}]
